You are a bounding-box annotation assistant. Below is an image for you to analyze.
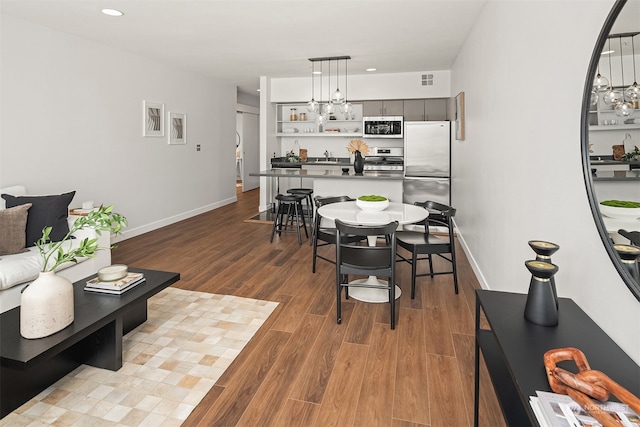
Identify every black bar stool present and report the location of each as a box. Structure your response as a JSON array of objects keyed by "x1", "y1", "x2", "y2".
[
  {"x1": 287, "y1": 188, "x2": 314, "y2": 224},
  {"x1": 270, "y1": 194, "x2": 309, "y2": 245}
]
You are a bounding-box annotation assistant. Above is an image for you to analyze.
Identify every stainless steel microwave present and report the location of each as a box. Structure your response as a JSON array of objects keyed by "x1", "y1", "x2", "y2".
[{"x1": 362, "y1": 116, "x2": 404, "y2": 138}]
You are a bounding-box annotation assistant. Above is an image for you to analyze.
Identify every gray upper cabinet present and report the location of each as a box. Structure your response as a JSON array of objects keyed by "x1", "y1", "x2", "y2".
[
  {"x1": 363, "y1": 100, "x2": 404, "y2": 116},
  {"x1": 404, "y1": 98, "x2": 450, "y2": 121},
  {"x1": 363, "y1": 101, "x2": 382, "y2": 116},
  {"x1": 425, "y1": 98, "x2": 449, "y2": 121},
  {"x1": 363, "y1": 98, "x2": 450, "y2": 120},
  {"x1": 403, "y1": 100, "x2": 425, "y2": 121}
]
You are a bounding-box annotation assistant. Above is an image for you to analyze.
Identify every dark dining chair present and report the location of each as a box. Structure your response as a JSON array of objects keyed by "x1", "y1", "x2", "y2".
[
  {"x1": 619, "y1": 229, "x2": 640, "y2": 246},
  {"x1": 396, "y1": 201, "x2": 458, "y2": 299},
  {"x1": 335, "y1": 219, "x2": 399, "y2": 329},
  {"x1": 311, "y1": 196, "x2": 365, "y2": 272}
]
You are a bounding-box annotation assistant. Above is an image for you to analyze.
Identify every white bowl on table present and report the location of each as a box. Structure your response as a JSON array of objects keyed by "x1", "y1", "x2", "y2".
[
  {"x1": 356, "y1": 198, "x2": 389, "y2": 212},
  {"x1": 599, "y1": 204, "x2": 640, "y2": 220}
]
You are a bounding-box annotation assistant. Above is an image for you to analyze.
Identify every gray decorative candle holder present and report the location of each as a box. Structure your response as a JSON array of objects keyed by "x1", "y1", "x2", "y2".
[
  {"x1": 528, "y1": 240, "x2": 560, "y2": 307},
  {"x1": 524, "y1": 260, "x2": 559, "y2": 326},
  {"x1": 613, "y1": 244, "x2": 640, "y2": 283}
]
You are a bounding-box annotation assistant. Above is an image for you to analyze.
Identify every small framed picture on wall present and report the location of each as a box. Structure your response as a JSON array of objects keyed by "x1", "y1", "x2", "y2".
[
  {"x1": 143, "y1": 101, "x2": 164, "y2": 137},
  {"x1": 168, "y1": 112, "x2": 186, "y2": 145}
]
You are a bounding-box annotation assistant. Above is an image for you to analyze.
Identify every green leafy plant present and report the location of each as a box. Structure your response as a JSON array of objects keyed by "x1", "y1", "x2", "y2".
[
  {"x1": 36, "y1": 205, "x2": 127, "y2": 273},
  {"x1": 358, "y1": 195, "x2": 388, "y2": 202},
  {"x1": 286, "y1": 150, "x2": 301, "y2": 162},
  {"x1": 622, "y1": 146, "x2": 640, "y2": 161}
]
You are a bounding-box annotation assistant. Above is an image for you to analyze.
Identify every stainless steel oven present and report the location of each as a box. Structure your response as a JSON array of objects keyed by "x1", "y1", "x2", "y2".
[{"x1": 363, "y1": 148, "x2": 404, "y2": 171}]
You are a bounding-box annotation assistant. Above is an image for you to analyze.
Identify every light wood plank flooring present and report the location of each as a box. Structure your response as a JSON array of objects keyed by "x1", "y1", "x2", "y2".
[{"x1": 112, "y1": 188, "x2": 506, "y2": 427}]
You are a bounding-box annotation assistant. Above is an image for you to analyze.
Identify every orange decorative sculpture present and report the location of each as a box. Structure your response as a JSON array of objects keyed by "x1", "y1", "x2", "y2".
[{"x1": 543, "y1": 347, "x2": 640, "y2": 427}]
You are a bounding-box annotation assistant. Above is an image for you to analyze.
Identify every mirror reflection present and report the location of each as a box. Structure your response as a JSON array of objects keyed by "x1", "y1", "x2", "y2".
[{"x1": 585, "y1": 0, "x2": 640, "y2": 299}]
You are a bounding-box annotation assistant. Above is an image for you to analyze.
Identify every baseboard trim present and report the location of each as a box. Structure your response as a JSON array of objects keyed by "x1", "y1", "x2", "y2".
[
  {"x1": 112, "y1": 196, "x2": 238, "y2": 243},
  {"x1": 453, "y1": 220, "x2": 491, "y2": 291}
]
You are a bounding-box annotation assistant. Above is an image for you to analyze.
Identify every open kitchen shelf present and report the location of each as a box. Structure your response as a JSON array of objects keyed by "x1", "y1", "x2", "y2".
[{"x1": 276, "y1": 103, "x2": 363, "y2": 136}]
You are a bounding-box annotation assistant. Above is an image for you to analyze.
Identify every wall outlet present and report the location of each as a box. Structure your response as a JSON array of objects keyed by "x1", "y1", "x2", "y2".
[{"x1": 196, "y1": 144, "x2": 201, "y2": 151}]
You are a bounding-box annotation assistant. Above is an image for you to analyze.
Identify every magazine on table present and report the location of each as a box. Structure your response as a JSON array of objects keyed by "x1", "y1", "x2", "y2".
[
  {"x1": 530, "y1": 390, "x2": 640, "y2": 427},
  {"x1": 84, "y1": 272, "x2": 145, "y2": 294}
]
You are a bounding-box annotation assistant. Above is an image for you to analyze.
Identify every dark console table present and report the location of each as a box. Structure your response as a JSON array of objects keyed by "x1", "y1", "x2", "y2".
[
  {"x1": 474, "y1": 290, "x2": 640, "y2": 427},
  {"x1": 0, "y1": 268, "x2": 180, "y2": 418}
]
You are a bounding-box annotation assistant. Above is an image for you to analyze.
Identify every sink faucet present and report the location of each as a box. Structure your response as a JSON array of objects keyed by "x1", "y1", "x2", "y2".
[{"x1": 324, "y1": 150, "x2": 329, "y2": 161}]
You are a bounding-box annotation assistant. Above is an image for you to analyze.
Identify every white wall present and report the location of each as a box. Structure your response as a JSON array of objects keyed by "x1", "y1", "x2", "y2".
[
  {"x1": 270, "y1": 70, "x2": 450, "y2": 103},
  {"x1": 451, "y1": 0, "x2": 640, "y2": 363},
  {"x1": 1, "y1": 15, "x2": 238, "y2": 241}
]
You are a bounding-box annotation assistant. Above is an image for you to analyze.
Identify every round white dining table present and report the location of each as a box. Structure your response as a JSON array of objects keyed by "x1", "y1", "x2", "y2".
[{"x1": 317, "y1": 201, "x2": 428, "y2": 303}]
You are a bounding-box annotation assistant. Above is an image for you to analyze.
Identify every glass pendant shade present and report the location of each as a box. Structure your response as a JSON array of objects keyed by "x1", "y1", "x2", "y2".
[
  {"x1": 323, "y1": 102, "x2": 334, "y2": 115},
  {"x1": 590, "y1": 88, "x2": 599, "y2": 106},
  {"x1": 615, "y1": 101, "x2": 635, "y2": 117},
  {"x1": 603, "y1": 87, "x2": 623, "y2": 105},
  {"x1": 593, "y1": 73, "x2": 610, "y2": 91},
  {"x1": 331, "y1": 88, "x2": 345, "y2": 105},
  {"x1": 307, "y1": 99, "x2": 319, "y2": 113},
  {"x1": 340, "y1": 102, "x2": 353, "y2": 114},
  {"x1": 317, "y1": 112, "x2": 327, "y2": 126},
  {"x1": 625, "y1": 82, "x2": 640, "y2": 101}
]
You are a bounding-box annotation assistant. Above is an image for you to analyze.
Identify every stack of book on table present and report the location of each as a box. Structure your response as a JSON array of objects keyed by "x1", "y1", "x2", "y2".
[
  {"x1": 84, "y1": 272, "x2": 145, "y2": 295},
  {"x1": 530, "y1": 390, "x2": 640, "y2": 427}
]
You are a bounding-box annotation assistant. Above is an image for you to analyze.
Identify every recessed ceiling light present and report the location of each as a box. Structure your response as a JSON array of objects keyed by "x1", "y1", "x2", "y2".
[
  {"x1": 312, "y1": 71, "x2": 322, "y2": 75},
  {"x1": 101, "y1": 8, "x2": 124, "y2": 17},
  {"x1": 257, "y1": 88, "x2": 261, "y2": 92},
  {"x1": 366, "y1": 68, "x2": 377, "y2": 72}
]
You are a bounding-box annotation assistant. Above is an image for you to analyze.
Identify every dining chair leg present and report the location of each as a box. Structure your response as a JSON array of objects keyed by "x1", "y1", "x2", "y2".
[
  {"x1": 452, "y1": 246, "x2": 459, "y2": 294},
  {"x1": 428, "y1": 254, "x2": 435, "y2": 278},
  {"x1": 390, "y1": 281, "x2": 396, "y2": 329},
  {"x1": 343, "y1": 275, "x2": 349, "y2": 299},
  {"x1": 336, "y1": 280, "x2": 342, "y2": 325},
  {"x1": 411, "y1": 251, "x2": 418, "y2": 299},
  {"x1": 312, "y1": 232, "x2": 319, "y2": 273}
]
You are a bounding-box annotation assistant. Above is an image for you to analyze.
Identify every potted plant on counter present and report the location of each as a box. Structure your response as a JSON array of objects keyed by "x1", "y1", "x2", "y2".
[
  {"x1": 623, "y1": 146, "x2": 640, "y2": 162},
  {"x1": 21, "y1": 205, "x2": 127, "y2": 339}
]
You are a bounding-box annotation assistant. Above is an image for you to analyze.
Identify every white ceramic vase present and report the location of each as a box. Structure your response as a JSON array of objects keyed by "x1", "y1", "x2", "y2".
[{"x1": 20, "y1": 271, "x2": 74, "y2": 339}]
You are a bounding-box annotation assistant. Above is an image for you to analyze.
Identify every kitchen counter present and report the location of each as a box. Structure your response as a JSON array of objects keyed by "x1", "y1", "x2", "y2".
[
  {"x1": 250, "y1": 169, "x2": 405, "y2": 202},
  {"x1": 592, "y1": 170, "x2": 640, "y2": 181},
  {"x1": 251, "y1": 169, "x2": 404, "y2": 180}
]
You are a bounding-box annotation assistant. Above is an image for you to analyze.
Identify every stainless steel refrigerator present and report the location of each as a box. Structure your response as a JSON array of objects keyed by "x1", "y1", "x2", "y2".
[{"x1": 403, "y1": 121, "x2": 451, "y2": 206}]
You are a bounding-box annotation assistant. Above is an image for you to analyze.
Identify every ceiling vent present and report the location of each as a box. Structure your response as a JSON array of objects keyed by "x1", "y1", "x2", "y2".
[{"x1": 421, "y1": 74, "x2": 434, "y2": 86}]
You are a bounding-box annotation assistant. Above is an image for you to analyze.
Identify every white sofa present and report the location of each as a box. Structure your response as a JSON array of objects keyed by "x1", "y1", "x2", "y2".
[{"x1": 0, "y1": 185, "x2": 111, "y2": 313}]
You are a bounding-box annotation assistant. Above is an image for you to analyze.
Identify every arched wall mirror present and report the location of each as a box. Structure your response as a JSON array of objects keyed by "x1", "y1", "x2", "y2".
[{"x1": 583, "y1": 0, "x2": 640, "y2": 301}]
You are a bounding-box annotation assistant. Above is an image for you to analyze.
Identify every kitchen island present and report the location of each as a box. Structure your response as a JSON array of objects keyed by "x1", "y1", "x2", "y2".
[
  {"x1": 250, "y1": 168, "x2": 404, "y2": 205},
  {"x1": 591, "y1": 170, "x2": 640, "y2": 244},
  {"x1": 592, "y1": 170, "x2": 640, "y2": 202}
]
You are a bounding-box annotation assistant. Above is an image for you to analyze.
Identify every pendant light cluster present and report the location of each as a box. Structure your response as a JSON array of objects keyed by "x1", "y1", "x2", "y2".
[
  {"x1": 307, "y1": 56, "x2": 352, "y2": 125},
  {"x1": 593, "y1": 33, "x2": 639, "y2": 118}
]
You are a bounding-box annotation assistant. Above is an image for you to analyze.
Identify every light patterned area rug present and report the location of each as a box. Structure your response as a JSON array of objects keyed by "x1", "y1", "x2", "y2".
[{"x1": 2, "y1": 287, "x2": 278, "y2": 426}]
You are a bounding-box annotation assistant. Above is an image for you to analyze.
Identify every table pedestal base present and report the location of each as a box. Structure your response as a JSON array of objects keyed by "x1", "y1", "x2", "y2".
[{"x1": 347, "y1": 276, "x2": 401, "y2": 303}]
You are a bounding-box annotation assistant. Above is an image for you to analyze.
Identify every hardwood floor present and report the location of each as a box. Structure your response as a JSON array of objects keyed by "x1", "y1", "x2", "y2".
[{"x1": 112, "y1": 188, "x2": 506, "y2": 427}]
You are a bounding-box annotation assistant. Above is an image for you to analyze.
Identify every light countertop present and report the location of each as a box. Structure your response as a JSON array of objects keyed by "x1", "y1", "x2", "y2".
[{"x1": 250, "y1": 169, "x2": 404, "y2": 180}]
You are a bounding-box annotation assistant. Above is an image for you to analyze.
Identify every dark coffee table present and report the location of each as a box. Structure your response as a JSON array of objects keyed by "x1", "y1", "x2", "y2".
[{"x1": 0, "y1": 268, "x2": 180, "y2": 418}]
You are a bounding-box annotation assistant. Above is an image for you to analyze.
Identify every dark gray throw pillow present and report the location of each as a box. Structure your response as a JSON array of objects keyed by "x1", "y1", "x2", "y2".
[{"x1": 1, "y1": 191, "x2": 75, "y2": 247}]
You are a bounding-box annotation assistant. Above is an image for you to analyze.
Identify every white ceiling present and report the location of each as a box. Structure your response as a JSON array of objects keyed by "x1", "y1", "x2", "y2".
[{"x1": 0, "y1": 0, "x2": 488, "y2": 96}]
